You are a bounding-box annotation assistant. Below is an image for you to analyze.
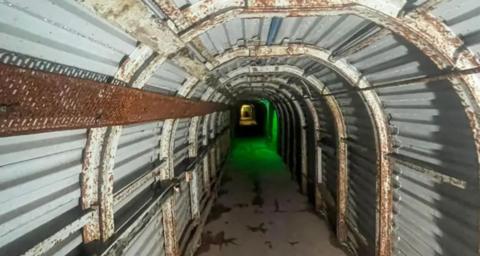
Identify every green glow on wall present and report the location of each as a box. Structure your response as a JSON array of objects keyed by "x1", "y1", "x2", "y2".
[
  {"x1": 271, "y1": 109, "x2": 278, "y2": 149},
  {"x1": 228, "y1": 100, "x2": 282, "y2": 176},
  {"x1": 258, "y1": 99, "x2": 278, "y2": 149}
]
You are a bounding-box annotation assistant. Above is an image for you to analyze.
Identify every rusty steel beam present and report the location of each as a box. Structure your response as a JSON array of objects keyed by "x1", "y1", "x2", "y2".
[
  {"x1": 188, "y1": 116, "x2": 200, "y2": 157},
  {"x1": 0, "y1": 63, "x2": 229, "y2": 137},
  {"x1": 162, "y1": 197, "x2": 179, "y2": 256}
]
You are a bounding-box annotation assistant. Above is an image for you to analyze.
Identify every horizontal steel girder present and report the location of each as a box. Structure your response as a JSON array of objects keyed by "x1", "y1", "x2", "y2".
[{"x1": 0, "y1": 64, "x2": 229, "y2": 136}]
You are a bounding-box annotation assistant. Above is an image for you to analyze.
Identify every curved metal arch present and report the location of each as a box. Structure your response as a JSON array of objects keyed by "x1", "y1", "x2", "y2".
[
  {"x1": 234, "y1": 87, "x2": 297, "y2": 159},
  {"x1": 223, "y1": 68, "x2": 350, "y2": 240},
  {"x1": 231, "y1": 81, "x2": 337, "y2": 204},
  {"x1": 231, "y1": 83, "x2": 307, "y2": 132},
  {"x1": 236, "y1": 87, "x2": 295, "y2": 157},
  {"x1": 204, "y1": 93, "x2": 224, "y2": 145},
  {"x1": 233, "y1": 82, "x2": 313, "y2": 189},
  {"x1": 172, "y1": 1, "x2": 403, "y2": 36},
  {"x1": 209, "y1": 46, "x2": 480, "y2": 215},
  {"x1": 193, "y1": 86, "x2": 230, "y2": 148},
  {"x1": 176, "y1": 0, "x2": 480, "y2": 117},
  {"x1": 186, "y1": 86, "x2": 217, "y2": 158},
  {"x1": 228, "y1": 78, "x2": 318, "y2": 137},
  {"x1": 78, "y1": 5, "x2": 480, "y2": 213},
  {"x1": 210, "y1": 48, "x2": 393, "y2": 249},
  {"x1": 233, "y1": 86, "x2": 299, "y2": 164}
]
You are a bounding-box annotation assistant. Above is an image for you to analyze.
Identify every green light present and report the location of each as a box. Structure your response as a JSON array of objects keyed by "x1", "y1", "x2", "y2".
[
  {"x1": 271, "y1": 109, "x2": 278, "y2": 149},
  {"x1": 229, "y1": 99, "x2": 281, "y2": 176},
  {"x1": 257, "y1": 99, "x2": 278, "y2": 149},
  {"x1": 228, "y1": 137, "x2": 285, "y2": 177}
]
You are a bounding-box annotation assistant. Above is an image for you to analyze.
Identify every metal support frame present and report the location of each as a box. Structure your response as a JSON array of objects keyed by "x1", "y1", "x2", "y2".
[
  {"x1": 12, "y1": 1, "x2": 480, "y2": 255},
  {"x1": 227, "y1": 78, "x2": 312, "y2": 195},
  {"x1": 232, "y1": 85, "x2": 304, "y2": 177},
  {"x1": 80, "y1": 44, "x2": 160, "y2": 243},
  {"x1": 218, "y1": 64, "x2": 352, "y2": 241},
  {"x1": 209, "y1": 45, "x2": 392, "y2": 253},
  {"x1": 78, "y1": 6, "x2": 480, "y2": 231}
]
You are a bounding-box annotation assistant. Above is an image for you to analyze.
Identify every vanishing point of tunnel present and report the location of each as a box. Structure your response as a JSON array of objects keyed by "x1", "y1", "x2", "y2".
[{"x1": 1, "y1": 1, "x2": 480, "y2": 256}]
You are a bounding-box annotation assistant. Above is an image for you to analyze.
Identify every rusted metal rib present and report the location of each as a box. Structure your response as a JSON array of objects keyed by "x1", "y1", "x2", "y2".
[{"x1": 0, "y1": 63, "x2": 229, "y2": 136}]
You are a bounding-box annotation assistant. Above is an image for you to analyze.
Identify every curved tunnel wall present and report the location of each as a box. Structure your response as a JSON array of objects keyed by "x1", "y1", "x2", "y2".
[{"x1": 0, "y1": 1, "x2": 480, "y2": 256}]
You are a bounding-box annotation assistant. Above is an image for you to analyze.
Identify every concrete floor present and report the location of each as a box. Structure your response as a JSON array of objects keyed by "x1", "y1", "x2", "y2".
[{"x1": 196, "y1": 138, "x2": 346, "y2": 256}]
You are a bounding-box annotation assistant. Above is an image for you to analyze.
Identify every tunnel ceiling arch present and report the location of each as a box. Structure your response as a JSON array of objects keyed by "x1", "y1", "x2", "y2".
[{"x1": 1, "y1": 1, "x2": 480, "y2": 256}]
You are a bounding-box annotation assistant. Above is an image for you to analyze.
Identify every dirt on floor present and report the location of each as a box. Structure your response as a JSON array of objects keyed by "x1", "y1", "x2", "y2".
[{"x1": 195, "y1": 138, "x2": 346, "y2": 256}]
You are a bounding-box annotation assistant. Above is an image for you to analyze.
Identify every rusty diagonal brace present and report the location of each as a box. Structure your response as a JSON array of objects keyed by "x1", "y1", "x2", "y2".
[{"x1": 0, "y1": 64, "x2": 229, "y2": 136}]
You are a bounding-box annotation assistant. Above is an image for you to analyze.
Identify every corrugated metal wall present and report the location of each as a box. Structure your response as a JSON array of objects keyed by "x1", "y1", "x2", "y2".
[
  {"x1": 323, "y1": 72, "x2": 378, "y2": 255},
  {"x1": 345, "y1": 28, "x2": 480, "y2": 256},
  {"x1": 123, "y1": 210, "x2": 165, "y2": 256},
  {"x1": 144, "y1": 60, "x2": 188, "y2": 94},
  {"x1": 0, "y1": 2, "x2": 231, "y2": 255},
  {"x1": 197, "y1": 10, "x2": 480, "y2": 255},
  {"x1": 173, "y1": 119, "x2": 191, "y2": 175},
  {"x1": 312, "y1": 91, "x2": 339, "y2": 223},
  {"x1": 2, "y1": 1, "x2": 480, "y2": 256},
  {"x1": 0, "y1": 1, "x2": 140, "y2": 254},
  {"x1": 0, "y1": 130, "x2": 86, "y2": 255},
  {"x1": 174, "y1": 179, "x2": 192, "y2": 244},
  {"x1": 0, "y1": 0, "x2": 136, "y2": 76},
  {"x1": 113, "y1": 122, "x2": 163, "y2": 231}
]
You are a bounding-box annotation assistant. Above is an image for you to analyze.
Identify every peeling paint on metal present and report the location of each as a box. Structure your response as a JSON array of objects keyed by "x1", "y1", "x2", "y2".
[{"x1": 77, "y1": 0, "x2": 185, "y2": 56}]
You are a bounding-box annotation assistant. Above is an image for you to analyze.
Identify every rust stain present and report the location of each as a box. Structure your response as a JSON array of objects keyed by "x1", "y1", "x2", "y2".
[
  {"x1": 251, "y1": 180, "x2": 265, "y2": 208},
  {"x1": 264, "y1": 241, "x2": 273, "y2": 249},
  {"x1": 253, "y1": 209, "x2": 264, "y2": 214},
  {"x1": 288, "y1": 241, "x2": 299, "y2": 246},
  {"x1": 195, "y1": 231, "x2": 238, "y2": 255},
  {"x1": 246, "y1": 222, "x2": 267, "y2": 234},
  {"x1": 83, "y1": 212, "x2": 101, "y2": 243},
  {"x1": 252, "y1": 194, "x2": 264, "y2": 207},
  {"x1": 206, "y1": 203, "x2": 231, "y2": 224},
  {"x1": 273, "y1": 199, "x2": 286, "y2": 213},
  {"x1": 234, "y1": 203, "x2": 249, "y2": 208},
  {"x1": 162, "y1": 198, "x2": 180, "y2": 256},
  {"x1": 80, "y1": 0, "x2": 184, "y2": 55}
]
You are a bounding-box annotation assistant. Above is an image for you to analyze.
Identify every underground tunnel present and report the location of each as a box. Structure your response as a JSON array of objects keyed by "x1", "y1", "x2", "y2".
[{"x1": 1, "y1": 1, "x2": 480, "y2": 256}]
